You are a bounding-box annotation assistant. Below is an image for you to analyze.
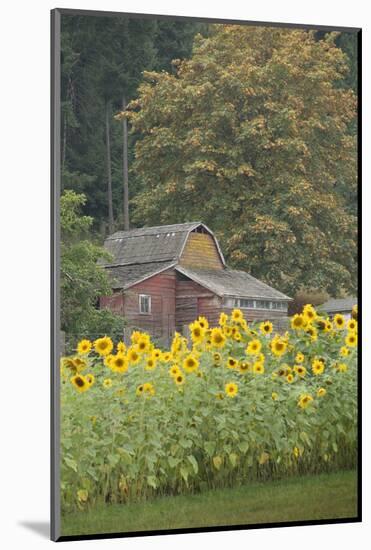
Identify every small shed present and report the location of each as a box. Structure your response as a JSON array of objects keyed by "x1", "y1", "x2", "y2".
[
  {"x1": 319, "y1": 296, "x2": 357, "y2": 320},
  {"x1": 99, "y1": 222, "x2": 292, "y2": 342}
]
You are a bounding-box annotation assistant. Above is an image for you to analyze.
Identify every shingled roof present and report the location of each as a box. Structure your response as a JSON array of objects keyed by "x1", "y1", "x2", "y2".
[
  {"x1": 102, "y1": 222, "x2": 291, "y2": 301},
  {"x1": 176, "y1": 266, "x2": 291, "y2": 301},
  {"x1": 107, "y1": 261, "x2": 176, "y2": 290},
  {"x1": 102, "y1": 222, "x2": 205, "y2": 267},
  {"x1": 319, "y1": 296, "x2": 357, "y2": 313}
]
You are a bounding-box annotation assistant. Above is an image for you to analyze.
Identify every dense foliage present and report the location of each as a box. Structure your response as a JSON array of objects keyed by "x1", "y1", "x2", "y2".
[
  {"x1": 61, "y1": 15, "x2": 207, "y2": 230},
  {"x1": 60, "y1": 190, "x2": 124, "y2": 345},
  {"x1": 127, "y1": 26, "x2": 357, "y2": 297},
  {"x1": 61, "y1": 305, "x2": 357, "y2": 513}
]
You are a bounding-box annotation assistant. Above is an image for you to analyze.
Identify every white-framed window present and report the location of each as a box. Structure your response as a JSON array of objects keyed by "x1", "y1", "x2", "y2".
[
  {"x1": 227, "y1": 297, "x2": 287, "y2": 312},
  {"x1": 139, "y1": 294, "x2": 151, "y2": 315}
]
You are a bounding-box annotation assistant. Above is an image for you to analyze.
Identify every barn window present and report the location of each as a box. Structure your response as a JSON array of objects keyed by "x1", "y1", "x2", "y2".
[{"x1": 139, "y1": 294, "x2": 151, "y2": 314}]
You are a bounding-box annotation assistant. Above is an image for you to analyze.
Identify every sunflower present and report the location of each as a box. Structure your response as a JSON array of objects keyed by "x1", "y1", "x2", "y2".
[
  {"x1": 169, "y1": 364, "x2": 181, "y2": 377},
  {"x1": 340, "y1": 346, "x2": 350, "y2": 357},
  {"x1": 130, "y1": 331, "x2": 142, "y2": 344},
  {"x1": 336, "y1": 363, "x2": 348, "y2": 373},
  {"x1": 145, "y1": 357, "x2": 157, "y2": 371},
  {"x1": 66, "y1": 357, "x2": 87, "y2": 374},
  {"x1": 317, "y1": 387, "x2": 327, "y2": 397},
  {"x1": 111, "y1": 354, "x2": 129, "y2": 373},
  {"x1": 77, "y1": 489, "x2": 89, "y2": 503},
  {"x1": 303, "y1": 304, "x2": 317, "y2": 322},
  {"x1": 225, "y1": 382, "x2": 238, "y2": 398},
  {"x1": 259, "y1": 321, "x2": 273, "y2": 335},
  {"x1": 190, "y1": 321, "x2": 205, "y2": 344},
  {"x1": 315, "y1": 318, "x2": 327, "y2": 331},
  {"x1": 306, "y1": 325, "x2": 318, "y2": 341},
  {"x1": 77, "y1": 339, "x2": 92, "y2": 355},
  {"x1": 291, "y1": 314, "x2": 306, "y2": 330},
  {"x1": 253, "y1": 362, "x2": 264, "y2": 375},
  {"x1": 143, "y1": 382, "x2": 155, "y2": 396},
  {"x1": 246, "y1": 339, "x2": 262, "y2": 355},
  {"x1": 213, "y1": 352, "x2": 222, "y2": 365},
  {"x1": 198, "y1": 316, "x2": 209, "y2": 330},
  {"x1": 231, "y1": 308, "x2": 244, "y2": 323},
  {"x1": 347, "y1": 319, "x2": 357, "y2": 332},
  {"x1": 298, "y1": 394, "x2": 313, "y2": 409},
  {"x1": 117, "y1": 341, "x2": 126, "y2": 354},
  {"x1": 333, "y1": 314, "x2": 346, "y2": 330},
  {"x1": 103, "y1": 378, "x2": 113, "y2": 389},
  {"x1": 227, "y1": 357, "x2": 239, "y2": 369},
  {"x1": 104, "y1": 354, "x2": 114, "y2": 368},
  {"x1": 351, "y1": 304, "x2": 358, "y2": 320},
  {"x1": 152, "y1": 348, "x2": 162, "y2": 360},
  {"x1": 271, "y1": 337, "x2": 287, "y2": 357},
  {"x1": 85, "y1": 373, "x2": 95, "y2": 386},
  {"x1": 210, "y1": 328, "x2": 226, "y2": 349},
  {"x1": 94, "y1": 336, "x2": 114, "y2": 356},
  {"x1": 233, "y1": 331, "x2": 242, "y2": 342},
  {"x1": 286, "y1": 373, "x2": 294, "y2": 383},
  {"x1": 325, "y1": 320, "x2": 333, "y2": 333},
  {"x1": 271, "y1": 392, "x2": 279, "y2": 401},
  {"x1": 183, "y1": 354, "x2": 199, "y2": 373},
  {"x1": 312, "y1": 359, "x2": 325, "y2": 376},
  {"x1": 223, "y1": 325, "x2": 233, "y2": 338},
  {"x1": 127, "y1": 347, "x2": 140, "y2": 365},
  {"x1": 295, "y1": 352, "x2": 305, "y2": 363},
  {"x1": 345, "y1": 332, "x2": 357, "y2": 348},
  {"x1": 219, "y1": 312, "x2": 228, "y2": 326},
  {"x1": 174, "y1": 373, "x2": 185, "y2": 386},
  {"x1": 136, "y1": 384, "x2": 144, "y2": 396},
  {"x1": 294, "y1": 365, "x2": 307, "y2": 377},
  {"x1": 239, "y1": 361, "x2": 251, "y2": 374},
  {"x1": 161, "y1": 351, "x2": 172, "y2": 362},
  {"x1": 70, "y1": 374, "x2": 89, "y2": 393}
]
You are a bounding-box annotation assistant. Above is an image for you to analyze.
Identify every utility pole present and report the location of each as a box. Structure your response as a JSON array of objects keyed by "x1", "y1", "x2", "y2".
[{"x1": 122, "y1": 96, "x2": 130, "y2": 231}]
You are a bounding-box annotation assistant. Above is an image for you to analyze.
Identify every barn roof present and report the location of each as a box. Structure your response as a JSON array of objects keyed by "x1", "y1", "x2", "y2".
[
  {"x1": 319, "y1": 296, "x2": 357, "y2": 313},
  {"x1": 175, "y1": 266, "x2": 292, "y2": 301},
  {"x1": 106, "y1": 261, "x2": 176, "y2": 290},
  {"x1": 102, "y1": 222, "x2": 213, "y2": 267}
]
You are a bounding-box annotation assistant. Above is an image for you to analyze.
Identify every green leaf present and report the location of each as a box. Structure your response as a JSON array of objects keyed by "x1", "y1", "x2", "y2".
[
  {"x1": 146, "y1": 476, "x2": 158, "y2": 489},
  {"x1": 204, "y1": 441, "x2": 216, "y2": 457},
  {"x1": 168, "y1": 456, "x2": 180, "y2": 468},
  {"x1": 64, "y1": 457, "x2": 78, "y2": 472},
  {"x1": 238, "y1": 441, "x2": 249, "y2": 453},
  {"x1": 187, "y1": 455, "x2": 198, "y2": 474},
  {"x1": 179, "y1": 438, "x2": 193, "y2": 449},
  {"x1": 229, "y1": 453, "x2": 238, "y2": 468},
  {"x1": 180, "y1": 467, "x2": 189, "y2": 483}
]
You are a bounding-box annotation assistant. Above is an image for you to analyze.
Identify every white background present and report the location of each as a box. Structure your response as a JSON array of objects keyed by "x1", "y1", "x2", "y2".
[{"x1": 0, "y1": 0, "x2": 368, "y2": 548}]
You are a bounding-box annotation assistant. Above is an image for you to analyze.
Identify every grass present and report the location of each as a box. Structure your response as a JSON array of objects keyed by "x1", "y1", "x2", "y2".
[{"x1": 61, "y1": 470, "x2": 358, "y2": 536}]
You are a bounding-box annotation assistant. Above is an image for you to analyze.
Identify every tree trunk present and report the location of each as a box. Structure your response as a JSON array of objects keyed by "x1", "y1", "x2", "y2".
[
  {"x1": 122, "y1": 96, "x2": 130, "y2": 231},
  {"x1": 105, "y1": 100, "x2": 114, "y2": 234}
]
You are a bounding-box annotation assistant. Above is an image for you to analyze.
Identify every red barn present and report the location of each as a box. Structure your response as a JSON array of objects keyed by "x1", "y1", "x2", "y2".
[{"x1": 100, "y1": 222, "x2": 291, "y2": 343}]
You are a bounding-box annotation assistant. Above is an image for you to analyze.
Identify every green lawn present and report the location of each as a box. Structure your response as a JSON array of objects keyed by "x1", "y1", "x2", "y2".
[{"x1": 62, "y1": 470, "x2": 357, "y2": 536}]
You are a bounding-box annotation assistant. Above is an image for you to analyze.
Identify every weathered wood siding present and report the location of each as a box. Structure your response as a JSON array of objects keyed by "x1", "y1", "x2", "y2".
[
  {"x1": 100, "y1": 291, "x2": 124, "y2": 315},
  {"x1": 175, "y1": 277, "x2": 221, "y2": 331},
  {"x1": 179, "y1": 232, "x2": 223, "y2": 269},
  {"x1": 123, "y1": 270, "x2": 176, "y2": 342}
]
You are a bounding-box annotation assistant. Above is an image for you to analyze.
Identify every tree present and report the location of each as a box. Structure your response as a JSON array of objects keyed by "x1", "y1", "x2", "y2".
[
  {"x1": 127, "y1": 26, "x2": 357, "y2": 297},
  {"x1": 60, "y1": 15, "x2": 207, "y2": 234},
  {"x1": 60, "y1": 190, "x2": 124, "y2": 344}
]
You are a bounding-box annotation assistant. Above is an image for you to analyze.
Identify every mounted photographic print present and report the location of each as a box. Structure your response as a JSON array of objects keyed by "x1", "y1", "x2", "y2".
[{"x1": 51, "y1": 8, "x2": 361, "y2": 541}]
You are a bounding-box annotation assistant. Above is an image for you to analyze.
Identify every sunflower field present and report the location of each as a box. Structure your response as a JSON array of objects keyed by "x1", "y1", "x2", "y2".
[{"x1": 60, "y1": 305, "x2": 358, "y2": 513}]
